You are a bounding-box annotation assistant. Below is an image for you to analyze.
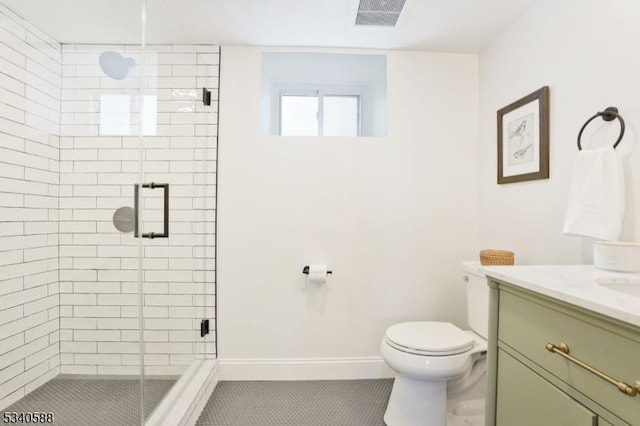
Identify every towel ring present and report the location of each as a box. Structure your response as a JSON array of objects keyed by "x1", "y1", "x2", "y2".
[{"x1": 577, "y1": 107, "x2": 625, "y2": 150}]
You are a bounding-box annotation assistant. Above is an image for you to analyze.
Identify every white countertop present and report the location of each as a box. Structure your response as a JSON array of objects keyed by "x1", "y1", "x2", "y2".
[{"x1": 479, "y1": 265, "x2": 640, "y2": 328}]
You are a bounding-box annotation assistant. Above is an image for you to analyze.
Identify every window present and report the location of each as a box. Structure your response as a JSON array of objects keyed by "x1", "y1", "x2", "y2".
[
  {"x1": 279, "y1": 90, "x2": 361, "y2": 137},
  {"x1": 261, "y1": 52, "x2": 387, "y2": 137},
  {"x1": 280, "y1": 93, "x2": 319, "y2": 136},
  {"x1": 323, "y1": 95, "x2": 360, "y2": 137},
  {"x1": 99, "y1": 94, "x2": 130, "y2": 135},
  {"x1": 99, "y1": 94, "x2": 157, "y2": 136}
]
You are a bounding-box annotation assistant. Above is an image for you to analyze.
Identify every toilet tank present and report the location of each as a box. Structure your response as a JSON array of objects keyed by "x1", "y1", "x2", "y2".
[{"x1": 462, "y1": 261, "x2": 489, "y2": 339}]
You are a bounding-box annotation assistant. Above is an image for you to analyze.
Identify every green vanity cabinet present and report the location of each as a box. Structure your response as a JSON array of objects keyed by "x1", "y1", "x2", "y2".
[
  {"x1": 486, "y1": 278, "x2": 640, "y2": 426},
  {"x1": 496, "y1": 349, "x2": 597, "y2": 425}
]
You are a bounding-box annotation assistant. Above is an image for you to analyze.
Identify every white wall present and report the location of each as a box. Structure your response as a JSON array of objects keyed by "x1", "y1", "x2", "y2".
[
  {"x1": 479, "y1": 0, "x2": 640, "y2": 264},
  {"x1": 0, "y1": 4, "x2": 61, "y2": 410},
  {"x1": 218, "y1": 46, "x2": 479, "y2": 375}
]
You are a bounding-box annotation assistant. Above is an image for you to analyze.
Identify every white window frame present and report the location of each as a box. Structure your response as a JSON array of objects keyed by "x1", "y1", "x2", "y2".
[{"x1": 277, "y1": 85, "x2": 363, "y2": 136}]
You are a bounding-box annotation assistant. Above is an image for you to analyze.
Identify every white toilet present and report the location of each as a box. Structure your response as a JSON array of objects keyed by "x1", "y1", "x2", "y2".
[{"x1": 381, "y1": 262, "x2": 489, "y2": 426}]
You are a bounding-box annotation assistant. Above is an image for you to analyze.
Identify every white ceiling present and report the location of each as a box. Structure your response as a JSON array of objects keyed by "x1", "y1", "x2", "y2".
[{"x1": 2, "y1": 0, "x2": 538, "y2": 52}]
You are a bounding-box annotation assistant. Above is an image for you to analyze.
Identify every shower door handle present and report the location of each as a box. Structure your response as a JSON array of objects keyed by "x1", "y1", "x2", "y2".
[{"x1": 134, "y1": 183, "x2": 169, "y2": 239}]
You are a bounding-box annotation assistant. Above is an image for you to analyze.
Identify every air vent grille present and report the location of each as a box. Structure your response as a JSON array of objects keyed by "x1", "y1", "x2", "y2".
[{"x1": 356, "y1": 0, "x2": 406, "y2": 26}]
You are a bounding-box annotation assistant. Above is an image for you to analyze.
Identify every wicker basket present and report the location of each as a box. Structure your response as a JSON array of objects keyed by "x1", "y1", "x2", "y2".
[{"x1": 479, "y1": 249, "x2": 514, "y2": 266}]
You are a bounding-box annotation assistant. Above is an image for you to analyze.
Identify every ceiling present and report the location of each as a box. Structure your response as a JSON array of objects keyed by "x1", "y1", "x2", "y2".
[{"x1": 2, "y1": 0, "x2": 538, "y2": 52}]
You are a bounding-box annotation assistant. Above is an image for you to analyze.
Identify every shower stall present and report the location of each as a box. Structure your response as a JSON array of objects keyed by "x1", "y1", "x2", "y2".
[{"x1": 0, "y1": 1, "x2": 218, "y2": 424}]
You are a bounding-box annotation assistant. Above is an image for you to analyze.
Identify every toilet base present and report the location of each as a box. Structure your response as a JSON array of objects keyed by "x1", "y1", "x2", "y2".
[
  {"x1": 447, "y1": 398, "x2": 485, "y2": 426},
  {"x1": 447, "y1": 413, "x2": 484, "y2": 426},
  {"x1": 383, "y1": 375, "x2": 446, "y2": 426}
]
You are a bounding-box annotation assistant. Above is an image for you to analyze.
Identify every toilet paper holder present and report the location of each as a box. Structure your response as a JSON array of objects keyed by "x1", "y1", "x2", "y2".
[{"x1": 302, "y1": 266, "x2": 333, "y2": 275}]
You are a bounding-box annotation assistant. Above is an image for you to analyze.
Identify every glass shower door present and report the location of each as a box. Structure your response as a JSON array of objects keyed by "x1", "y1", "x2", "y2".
[
  {"x1": 138, "y1": 39, "x2": 219, "y2": 420},
  {"x1": 0, "y1": 0, "x2": 217, "y2": 422}
]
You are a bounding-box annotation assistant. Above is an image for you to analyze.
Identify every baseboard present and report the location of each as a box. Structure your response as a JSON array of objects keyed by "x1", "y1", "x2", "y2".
[
  {"x1": 146, "y1": 359, "x2": 219, "y2": 426},
  {"x1": 218, "y1": 357, "x2": 394, "y2": 381}
]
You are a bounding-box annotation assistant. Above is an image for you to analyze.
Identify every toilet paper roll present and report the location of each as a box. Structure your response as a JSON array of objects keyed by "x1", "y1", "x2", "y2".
[{"x1": 307, "y1": 264, "x2": 328, "y2": 285}]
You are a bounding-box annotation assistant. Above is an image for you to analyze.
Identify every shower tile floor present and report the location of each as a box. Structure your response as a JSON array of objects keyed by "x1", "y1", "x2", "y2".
[
  {"x1": 4, "y1": 377, "x2": 176, "y2": 426},
  {"x1": 196, "y1": 379, "x2": 393, "y2": 426}
]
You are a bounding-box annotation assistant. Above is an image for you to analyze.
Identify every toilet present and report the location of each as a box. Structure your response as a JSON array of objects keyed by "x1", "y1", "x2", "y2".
[{"x1": 381, "y1": 262, "x2": 489, "y2": 426}]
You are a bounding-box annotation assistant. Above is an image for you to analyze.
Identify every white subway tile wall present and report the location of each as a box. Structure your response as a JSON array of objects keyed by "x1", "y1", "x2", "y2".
[
  {"x1": 59, "y1": 44, "x2": 218, "y2": 376},
  {"x1": 0, "y1": 4, "x2": 62, "y2": 410},
  {"x1": 0, "y1": 5, "x2": 219, "y2": 408}
]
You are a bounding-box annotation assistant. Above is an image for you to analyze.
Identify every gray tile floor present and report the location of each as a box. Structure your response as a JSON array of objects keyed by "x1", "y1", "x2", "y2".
[
  {"x1": 196, "y1": 379, "x2": 393, "y2": 426},
  {"x1": 4, "y1": 378, "x2": 176, "y2": 426}
]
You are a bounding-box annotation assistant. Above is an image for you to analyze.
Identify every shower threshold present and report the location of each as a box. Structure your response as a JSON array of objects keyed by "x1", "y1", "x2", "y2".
[{"x1": 146, "y1": 359, "x2": 219, "y2": 426}]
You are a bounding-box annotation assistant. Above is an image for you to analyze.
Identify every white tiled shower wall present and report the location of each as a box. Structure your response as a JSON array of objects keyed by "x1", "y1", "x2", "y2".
[
  {"x1": 0, "y1": 4, "x2": 218, "y2": 408},
  {"x1": 58, "y1": 45, "x2": 218, "y2": 375},
  {"x1": 0, "y1": 5, "x2": 62, "y2": 409}
]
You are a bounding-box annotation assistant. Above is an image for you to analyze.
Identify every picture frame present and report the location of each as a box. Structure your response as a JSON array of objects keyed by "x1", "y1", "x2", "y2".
[{"x1": 497, "y1": 86, "x2": 549, "y2": 184}]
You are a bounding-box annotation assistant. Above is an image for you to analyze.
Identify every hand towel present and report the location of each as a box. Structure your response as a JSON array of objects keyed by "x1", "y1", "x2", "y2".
[{"x1": 562, "y1": 146, "x2": 625, "y2": 241}]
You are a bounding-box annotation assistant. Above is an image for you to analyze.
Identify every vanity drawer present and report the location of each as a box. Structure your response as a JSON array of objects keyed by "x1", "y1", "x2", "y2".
[
  {"x1": 496, "y1": 349, "x2": 597, "y2": 426},
  {"x1": 498, "y1": 289, "x2": 640, "y2": 425}
]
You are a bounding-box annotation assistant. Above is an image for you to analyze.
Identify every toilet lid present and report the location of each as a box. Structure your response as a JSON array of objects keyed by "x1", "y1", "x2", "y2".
[{"x1": 385, "y1": 322, "x2": 474, "y2": 356}]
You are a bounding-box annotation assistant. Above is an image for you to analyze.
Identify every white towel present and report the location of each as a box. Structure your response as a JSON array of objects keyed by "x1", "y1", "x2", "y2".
[{"x1": 562, "y1": 147, "x2": 625, "y2": 241}]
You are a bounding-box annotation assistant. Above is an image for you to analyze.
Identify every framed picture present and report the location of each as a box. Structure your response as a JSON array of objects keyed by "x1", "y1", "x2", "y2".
[{"x1": 497, "y1": 86, "x2": 549, "y2": 184}]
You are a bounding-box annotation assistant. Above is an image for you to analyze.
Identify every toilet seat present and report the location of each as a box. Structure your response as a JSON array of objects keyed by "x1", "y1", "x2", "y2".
[{"x1": 385, "y1": 322, "x2": 475, "y2": 356}]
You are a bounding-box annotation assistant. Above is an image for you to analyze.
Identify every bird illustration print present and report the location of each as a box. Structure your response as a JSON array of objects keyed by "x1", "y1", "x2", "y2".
[{"x1": 507, "y1": 114, "x2": 534, "y2": 164}]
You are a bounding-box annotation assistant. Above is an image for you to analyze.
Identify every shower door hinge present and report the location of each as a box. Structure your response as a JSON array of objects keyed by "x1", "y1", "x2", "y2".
[
  {"x1": 202, "y1": 88, "x2": 211, "y2": 106},
  {"x1": 200, "y1": 319, "x2": 210, "y2": 337}
]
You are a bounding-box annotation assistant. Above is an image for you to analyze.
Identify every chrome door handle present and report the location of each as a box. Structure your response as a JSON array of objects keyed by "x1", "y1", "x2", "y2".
[{"x1": 134, "y1": 183, "x2": 169, "y2": 239}]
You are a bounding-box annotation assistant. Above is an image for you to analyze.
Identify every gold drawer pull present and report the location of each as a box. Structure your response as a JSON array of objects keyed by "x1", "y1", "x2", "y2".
[{"x1": 546, "y1": 342, "x2": 640, "y2": 397}]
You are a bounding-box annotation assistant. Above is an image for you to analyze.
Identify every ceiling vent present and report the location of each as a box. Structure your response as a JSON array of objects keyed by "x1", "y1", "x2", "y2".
[{"x1": 355, "y1": 0, "x2": 407, "y2": 27}]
